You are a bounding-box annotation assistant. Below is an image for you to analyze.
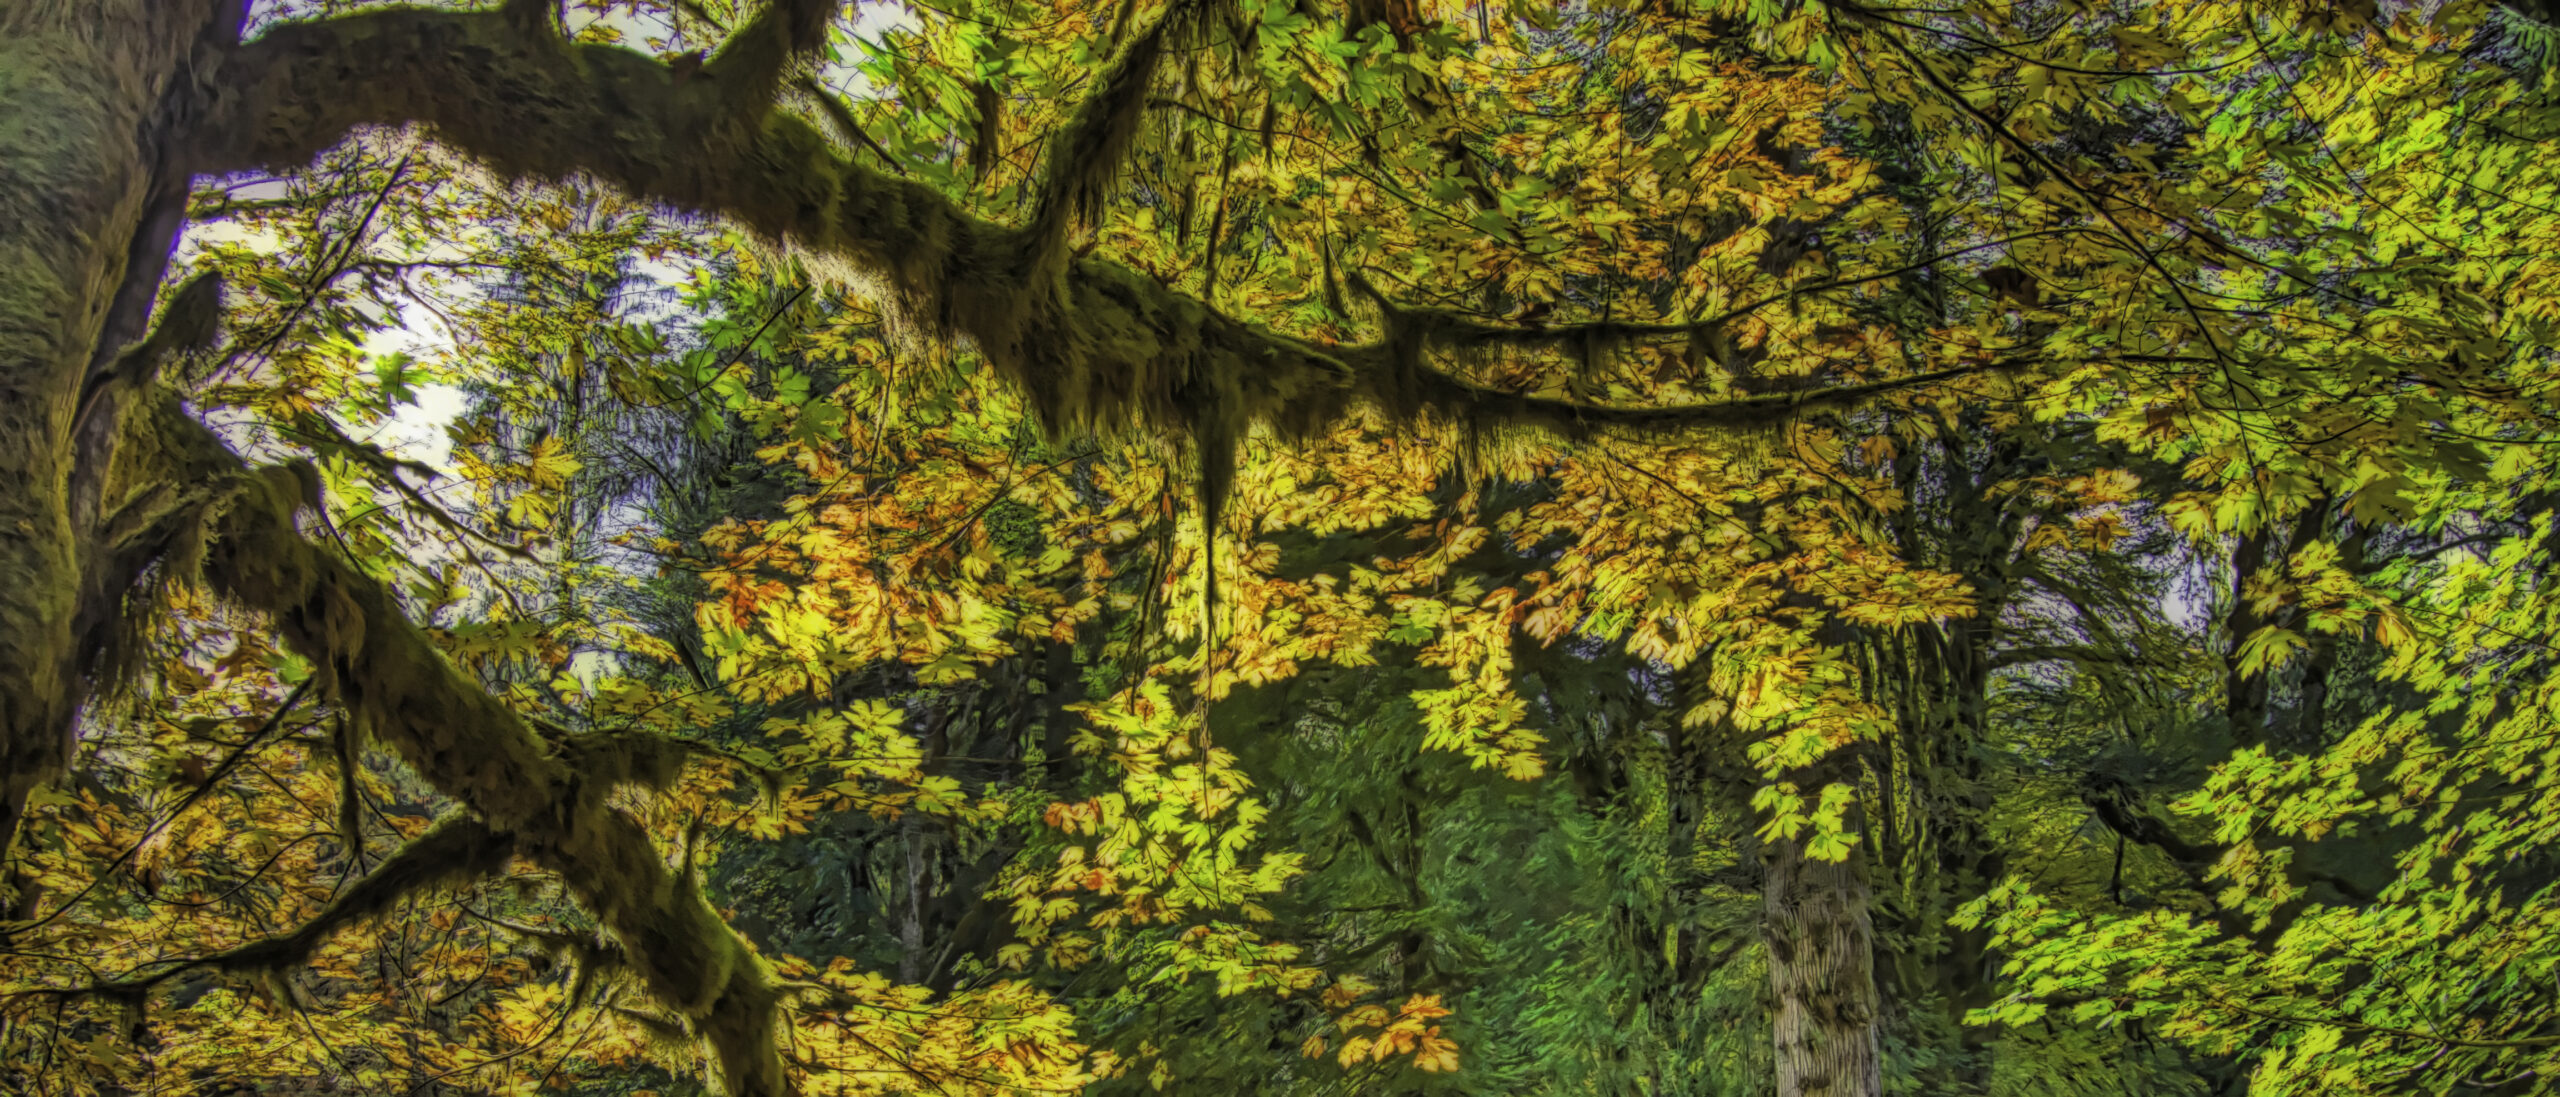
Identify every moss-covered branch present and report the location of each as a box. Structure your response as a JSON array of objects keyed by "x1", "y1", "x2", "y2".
[
  {"x1": 1395, "y1": 353, "x2": 2027, "y2": 437},
  {"x1": 207, "y1": 5, "x2": 1974, "y2": 455},
  {"x1": 118, "y1": 398, "x2": 794, "y2": 1095},
  {"x1": 1381, "y1": 229, "x2": 2092, "y2": 354}
]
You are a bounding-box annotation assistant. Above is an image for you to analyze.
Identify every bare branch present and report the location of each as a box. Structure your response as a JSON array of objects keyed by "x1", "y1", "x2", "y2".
[
  {"x1": 795, "y1": 75, "x2": 904, "y2": 176},
  {"x1": 62, "y1": 815, "x2": 516, "y2": 999}
]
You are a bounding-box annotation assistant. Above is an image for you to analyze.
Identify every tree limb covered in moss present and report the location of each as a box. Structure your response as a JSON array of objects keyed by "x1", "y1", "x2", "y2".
[
  {"x1": 72, "y1": 270, "x2": 222, "y2": 439},
  {"x1": 205, "y1": 5, "x2": 1982, "y2": 452},
  {"x1": 1390, "y1": 353, "x2": 2029, "y2": 437},
  {"x1": 1381, "y1": 228, "x2": 2096, "y2": 354},
  {"x1": 115, "y1": 397, "x2": 797, "y2": 1095},
  {"x1": 697, "y1": 0, "x2": 838, "y2": 116}
]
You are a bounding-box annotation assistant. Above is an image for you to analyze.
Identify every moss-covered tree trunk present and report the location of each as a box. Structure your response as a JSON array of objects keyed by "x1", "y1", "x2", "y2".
[
  {"x1": 0, "y1": 0, "x2": 226, "y2": 861},
  {"x1": 0, "y1": 11, "x2": 797, "y2": 1090}
]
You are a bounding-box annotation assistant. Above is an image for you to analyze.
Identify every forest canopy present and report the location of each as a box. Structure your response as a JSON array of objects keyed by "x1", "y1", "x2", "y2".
[{"x1": 2, "y1": 0, "x2": 2558, "y2": 1095}]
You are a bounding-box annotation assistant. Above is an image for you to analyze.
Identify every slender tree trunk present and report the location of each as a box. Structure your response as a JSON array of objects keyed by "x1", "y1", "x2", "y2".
[
  {"x1": 1709, "y1": 599, "x2": 1886, "y2": 1097},
  {"x1": 2221, "y1": 526, "x2": 2274, "y2": 744},
  {"x1": 1766, "y1": 824, "x2": 1883, "y2": 1097},
  {"x1": 1762, "y1": 648, "x2": 1883, "y2": 1097},
  {"x1": 898, "y1": 813, "x2": 929, "y2": 984},
  {"x1": 1933, "y1": 614, "x2": 2006, "y2": 1085}
]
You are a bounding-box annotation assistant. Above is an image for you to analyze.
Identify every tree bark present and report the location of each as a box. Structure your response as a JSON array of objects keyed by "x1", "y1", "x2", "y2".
[
  {"x1": 1765, "y1": 824, "x2": 1883, "y2": 1097},
  {"x1": 0, "y1": 0, "x2": 237, "y2": 859}
]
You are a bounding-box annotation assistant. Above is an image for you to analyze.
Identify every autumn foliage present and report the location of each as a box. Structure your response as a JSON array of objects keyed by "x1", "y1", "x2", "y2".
[{"x1": 3, "y1": 0, "x2": 2559, "y2": 1095}]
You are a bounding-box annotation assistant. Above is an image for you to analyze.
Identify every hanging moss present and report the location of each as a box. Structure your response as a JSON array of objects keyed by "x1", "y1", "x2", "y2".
[
  {"x1": 1028, "y1": 13, "x2": 1172, "y2": 255},
  {"x1": 558, "y1": 728, "x2": 697, "y2": 795}
]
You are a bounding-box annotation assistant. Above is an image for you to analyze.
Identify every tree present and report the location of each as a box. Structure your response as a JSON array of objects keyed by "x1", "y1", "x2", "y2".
[
  {"x1": 8, "y1": 1, "x2": 2558, "y2": 1096},
  {"x1": 0, "y1": 0, "x2": 1894, "y2": 1090}
]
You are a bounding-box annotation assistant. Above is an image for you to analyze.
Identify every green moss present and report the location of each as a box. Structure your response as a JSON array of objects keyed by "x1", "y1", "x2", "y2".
[{"x1": 118, "y1": 399, "x2": 797, "y2": 1094}]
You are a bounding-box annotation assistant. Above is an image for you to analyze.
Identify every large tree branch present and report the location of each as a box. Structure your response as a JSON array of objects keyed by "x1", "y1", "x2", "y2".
[
  {"x1": 207, "y1": 6, "x2": 1990, "y2": 452},
  {"x1": 127, "y1": 397, "x2": 793, "y2": 1095}
]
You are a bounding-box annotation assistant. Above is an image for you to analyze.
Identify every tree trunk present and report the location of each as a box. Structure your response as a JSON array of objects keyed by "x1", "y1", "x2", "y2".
[
  {"x1": 2220, "y1": 526, "x2": 2274, "y2": 745},
  {"x1": 0, "y1": 18, "x2": 800, "y2": 1087},
  {"x1": 0, "y1": 0, "x2": 228, "y2": 859},
  {"x1": 1766, "y1": 804, "x2": 1882, "y2": 1097}
]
